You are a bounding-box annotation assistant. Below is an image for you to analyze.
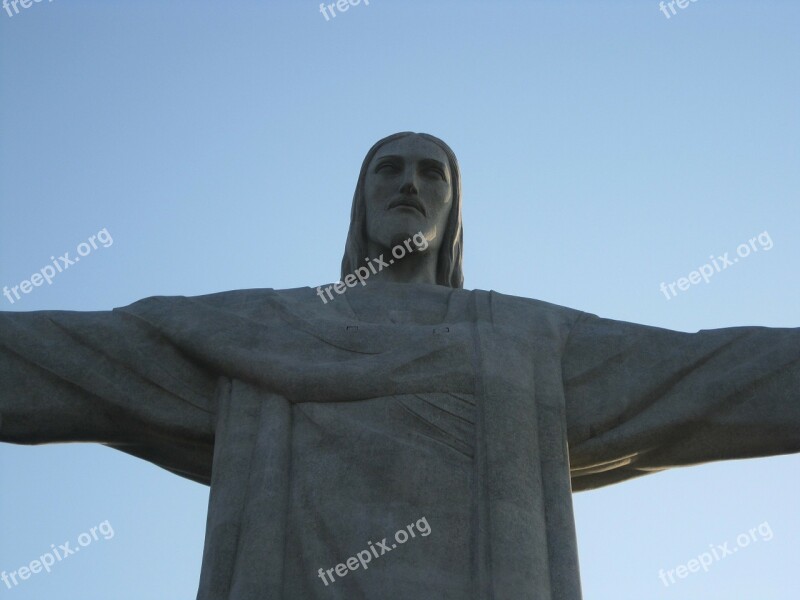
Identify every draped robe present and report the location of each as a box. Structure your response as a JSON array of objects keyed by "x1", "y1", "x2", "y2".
[{"x1": 1, "y1": 283, "x2": 798, "y2": 599}]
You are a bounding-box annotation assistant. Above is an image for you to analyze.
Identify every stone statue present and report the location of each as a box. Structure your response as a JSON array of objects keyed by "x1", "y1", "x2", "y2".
[{"x1": 1, "y1": 132, "x2": 798, "y2": 599}]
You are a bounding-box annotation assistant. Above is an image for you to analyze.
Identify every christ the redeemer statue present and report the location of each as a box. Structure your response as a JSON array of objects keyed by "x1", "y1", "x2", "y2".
[{"x1": 1, "y1": 132, "x2": 798, "y2": 599}]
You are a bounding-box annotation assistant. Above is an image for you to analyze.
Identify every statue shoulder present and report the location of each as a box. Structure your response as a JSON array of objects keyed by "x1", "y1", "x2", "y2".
[
  {"x1": 112, "y1": 286, "x2": 326, "y2": 329},
  {"x1": 480, "y1": 289, "x2": 585, "y2": 332}
]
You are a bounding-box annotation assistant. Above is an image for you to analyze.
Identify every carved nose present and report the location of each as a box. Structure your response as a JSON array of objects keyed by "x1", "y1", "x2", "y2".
[{"x1": 400, "y1": 180, "x2": 418, "y2": 195}]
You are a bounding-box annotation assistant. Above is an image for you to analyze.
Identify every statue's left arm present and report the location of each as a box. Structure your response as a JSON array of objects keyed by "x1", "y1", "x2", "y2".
[
  {"x1": 562, "y1": 312, "x2": 800, "y2": 491},
  {"x1": 0, "y1": 304, "x2": 219, "y2": 484}
]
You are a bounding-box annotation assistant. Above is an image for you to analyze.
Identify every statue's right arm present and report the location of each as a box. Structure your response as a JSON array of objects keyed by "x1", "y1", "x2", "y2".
[
  {"x1": 562, "y1": 311, "x2": 800, "y2": 493},
  {"x1": 0, "y1": 305, "x2": 219, "y2": 484}
]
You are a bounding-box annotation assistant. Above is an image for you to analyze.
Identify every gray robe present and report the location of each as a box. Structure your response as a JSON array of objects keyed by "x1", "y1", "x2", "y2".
[{"x1": 1, "y1": 283, "x2": 798, "y2": 599}]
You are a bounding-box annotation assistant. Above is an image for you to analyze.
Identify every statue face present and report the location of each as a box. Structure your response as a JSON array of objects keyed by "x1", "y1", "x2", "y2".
[{"x1": 363, "y1": 135, "x2": 453, "y2": 254}]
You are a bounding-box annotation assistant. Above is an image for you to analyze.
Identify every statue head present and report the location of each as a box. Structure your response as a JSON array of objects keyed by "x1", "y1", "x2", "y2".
[{"x1": 340, "y1": 132, "x2": 464, "y2": 288}]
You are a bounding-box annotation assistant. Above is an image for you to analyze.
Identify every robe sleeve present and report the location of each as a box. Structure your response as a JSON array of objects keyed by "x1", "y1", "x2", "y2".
[
  {"x1": 562, "y1": 311, "x2": 800, "y2": 492},
  {"x1": 0, "y1": 302, "x2": 219, "y2": 484}
]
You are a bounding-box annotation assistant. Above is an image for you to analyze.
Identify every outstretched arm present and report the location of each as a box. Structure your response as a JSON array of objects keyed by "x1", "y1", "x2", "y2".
[
  {"x1": 563, "y1": 312, "x2": 800, "y2": 492},
  {"x1": 0, "y1": 302, "x2": 218, "y2": 484}
]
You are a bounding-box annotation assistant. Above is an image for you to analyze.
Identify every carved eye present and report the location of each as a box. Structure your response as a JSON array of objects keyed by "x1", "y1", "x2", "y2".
[{"x1": 376, "y1": 162, "x2": 398, "y2": 173}]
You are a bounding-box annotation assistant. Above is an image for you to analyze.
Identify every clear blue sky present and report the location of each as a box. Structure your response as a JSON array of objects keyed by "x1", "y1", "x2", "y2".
[{"x1": 1, "y1": 1, "x2": 798, "y2": 598}]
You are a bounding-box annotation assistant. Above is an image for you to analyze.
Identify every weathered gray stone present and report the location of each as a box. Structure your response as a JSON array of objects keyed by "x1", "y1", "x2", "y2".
[{"x1": 1, "y1": 132, "x2": 798, "y2": 599}]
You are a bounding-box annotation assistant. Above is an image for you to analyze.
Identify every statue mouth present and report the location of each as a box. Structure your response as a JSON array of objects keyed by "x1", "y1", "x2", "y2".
[{"x1": 389, "y1": 198, "x2": 426, "y2": 216}]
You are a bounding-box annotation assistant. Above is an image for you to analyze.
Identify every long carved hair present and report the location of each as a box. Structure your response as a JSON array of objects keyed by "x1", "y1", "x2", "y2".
[{"x1": 340, "y1": 132, "x2": 464, "y2": 288}]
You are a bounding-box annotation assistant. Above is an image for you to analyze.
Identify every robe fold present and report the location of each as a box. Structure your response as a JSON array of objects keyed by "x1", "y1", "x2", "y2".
[{"x1": 1, "y1": 283, "x2": 798, "y2": 599}]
